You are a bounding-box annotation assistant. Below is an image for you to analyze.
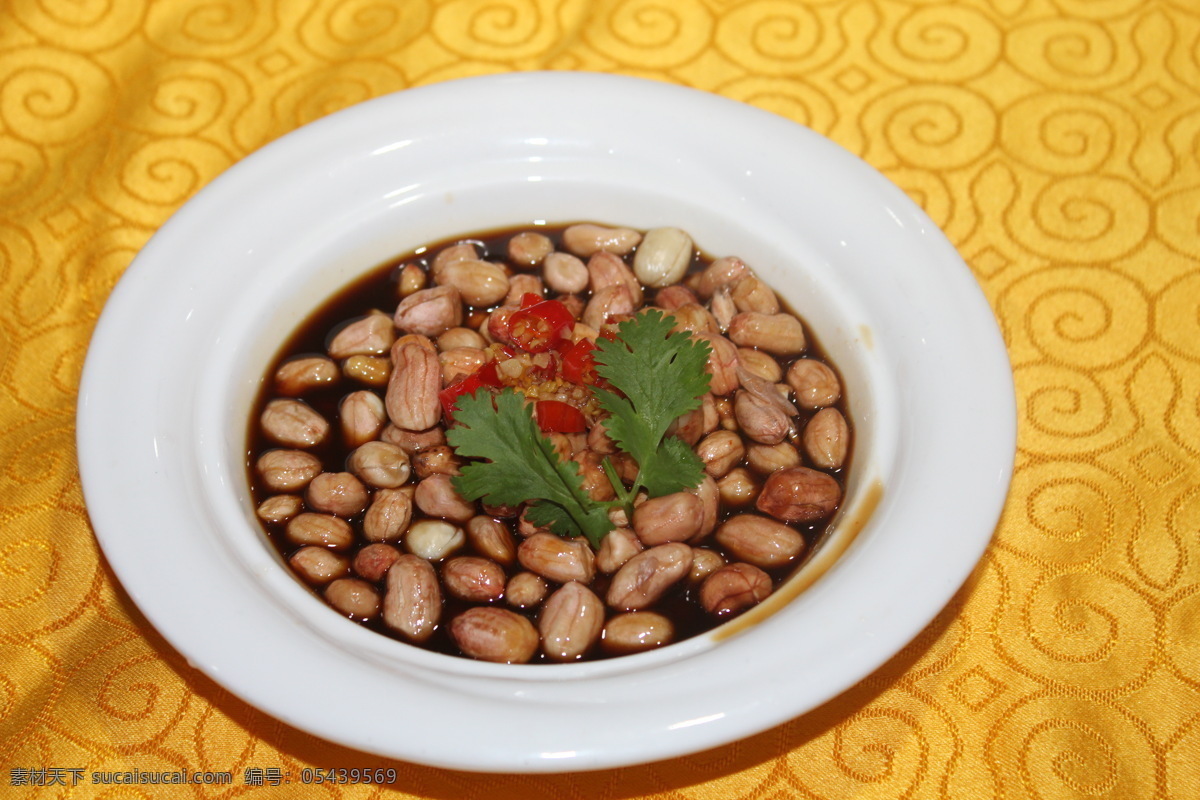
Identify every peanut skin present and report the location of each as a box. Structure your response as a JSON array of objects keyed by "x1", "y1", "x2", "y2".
[{"x1": 756, "y1": 467, "x2": 842, "y2": 522}]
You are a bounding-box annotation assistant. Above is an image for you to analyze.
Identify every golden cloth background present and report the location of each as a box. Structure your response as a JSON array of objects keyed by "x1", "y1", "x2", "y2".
[{"x1": 2, "y1": 0, "x2": 1199, "y2": 797}]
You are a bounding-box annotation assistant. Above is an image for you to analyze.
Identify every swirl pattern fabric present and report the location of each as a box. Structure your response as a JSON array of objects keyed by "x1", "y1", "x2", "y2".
[{"x1": 2, "y1": 1, "x2": 1199, "y2": 798}]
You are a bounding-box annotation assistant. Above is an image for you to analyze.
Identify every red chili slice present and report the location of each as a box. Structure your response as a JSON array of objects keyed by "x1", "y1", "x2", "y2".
[
  {"x1": 535, "y1": 400, "x2": 587, "y2": 433},
  {"x1": 439, "y1": 361, "x2": 502, "y2": 420},
  {"x1": 509, "y1": 299, "x2": 574, "y2": 353},
  {"x1": 561, "y1": 338, "x2": 599, "y2": 385}
]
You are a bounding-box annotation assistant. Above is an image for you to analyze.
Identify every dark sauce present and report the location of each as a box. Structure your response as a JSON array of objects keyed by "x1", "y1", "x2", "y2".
[{"x1": 247, "y1": 222, "x2": 852, "y2": 662}]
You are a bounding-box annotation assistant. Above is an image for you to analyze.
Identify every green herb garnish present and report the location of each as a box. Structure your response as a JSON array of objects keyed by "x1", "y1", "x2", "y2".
[
  {"x1": 592, "y1": 310, "x2": 711, "y2": 505},
  {"x1": 447, "y1": 310, "x2": 711, "y2": 548}
]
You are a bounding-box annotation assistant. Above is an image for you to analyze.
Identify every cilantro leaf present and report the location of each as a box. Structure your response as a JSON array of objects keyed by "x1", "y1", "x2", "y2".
[
  {"x1": 593, "y1": 310, "x2": 712, "y2": 501},
  {"x1": 447, "y1": 389, "x2": 614, "y2": 547}
]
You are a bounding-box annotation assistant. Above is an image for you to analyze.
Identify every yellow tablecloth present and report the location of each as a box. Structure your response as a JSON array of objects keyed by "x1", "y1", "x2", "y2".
[{"x1": 3, "y1": 1, "x2": 1198, "y2": 797}]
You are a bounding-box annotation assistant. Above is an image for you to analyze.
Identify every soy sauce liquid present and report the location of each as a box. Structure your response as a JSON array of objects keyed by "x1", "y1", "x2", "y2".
[{"x1": 247, "y1": 222, "x2": 852, "y2": 662}]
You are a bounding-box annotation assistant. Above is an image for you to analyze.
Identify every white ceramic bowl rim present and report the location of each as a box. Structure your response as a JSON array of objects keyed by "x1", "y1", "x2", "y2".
[{"x1": 77, "y1": 72, "x2": 1015, "y2": 773}]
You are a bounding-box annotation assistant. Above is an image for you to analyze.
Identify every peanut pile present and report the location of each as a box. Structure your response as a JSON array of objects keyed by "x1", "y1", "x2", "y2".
[{"x1": 250, "y1": 223, "x2": 851, "y2": 663}]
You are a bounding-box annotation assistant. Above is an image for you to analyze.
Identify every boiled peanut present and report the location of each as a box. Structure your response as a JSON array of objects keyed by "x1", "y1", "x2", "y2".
[
  {"x1": 414, "y1": 474, "x2": 475, "y2": 523},
  {"x1": 507, "y1": 231, "x2": 553, "y2": 268},
  {"x1": 353, "y1": 542, "x2": 402, "y2": 581},
  {"x1": 261, "y1": 399, "x2": 329, "y2": 448},
  {"x1": 688, "y1": 548, "x2": 725, "y2": 583},
  {"x1": 699, "y1": 562, "x2": 772, "y2": 616},
  {"x1": 745, "y1": 441, "x2": 802, "y2": 474},
  {"x1": 383, "y1": 554, "x2": 441, "y2": 643},
  {"x1": 695, "y1": 430, "x2": 745, "y2": 478},
  {"x1": 437, "y1": 259, "x2": 509, "y2": 307},
  {"x1": 539, "y1": 581, "x2": 605, "y2": 662},
  {"x1": 437, "y1": 326, "x2": 486, "y2": 350},
  {"x1": 696, "y1": 256, "x2": 749, "y2": 298},
  {"x1": 362, "y1": 487, "x2": 413, "y2": 542},
  {"x1": 306, "y1": 472, "x2": 369, "y2": 517},
  {"x1": 562, "y1": 223, "x2": 641, "y2": 257},
  {"x1": 668, "y1": 303, "x2": 718, "y2": 335},
  {"x1": 255, "y1": 449, "x2": 322, "y2": 492},
  {"x1": 572, "y1": 450, "x2": 617, "y2": 502},
  {"x1": 786, "y1": 359, "x2": 842, "y2": 409},
  {"x1": 755, "y1": 466, "x2": 842, "y2": 522},
  {"x1": 328, "y1": 311, "x2": 394, "y2": 358},
  {"x1": 655, "y1": 284, "x2": 699, "y2": 310},
  {"x1": 256, "y1": 494, "x2": 303, "y2": 524},
  {"x1": 431, "y1": 242, "x2": 478, "y2": 277},
  {"x1": 386, "y1": 340, "x2": 441, "y2": 431},
  {"x1": 633, "y1": 227, "x2": 692, "y2": 288},
  {"x1": 728, "y1": 312, "x2": 806, "y2": 355},
  {"x1": 348, "y1": 440, "x2": 411, "y2": 488},
  {"x1": 381, "y1": 425, "x2": 446, "y2": 454},
  {"x1": 631, "y1": 491, "x2": 703, "y2": 546},
  {"x1": 289, "y1": 546, "x2": 349, "y2": 585},
  {"x1": 506, "y1": 571, "x2": 548, "y2": 608},
  {"x1": 714, "y1": 514, "x2": 805, "y2": 568},
  {"x1": 583, "y1": 284, "x2": 636, "y2": 331},
  {"x1": 601, "y1": 612, "x2": 674, "y2": 655},
  {"x1": 691, "y1": 475, "x2": 720, "y2": 541},
  {"x1": 517, "y1": 532, "x2": 595, "y2": 584},
  {"x1": 393, "y1": 285, "x2": 462, "y2": 337},
  {"x1": 606, "y1": 543, "x2": 694, "y2": 611},
  {"x1": 736, "y1": 347, "x2": 783, "y2": 383},
  {"x1": 694, "y1": 332, "x2": 739, "y2": 396},
  {"x1": 734, "y1": 390, "x2": 791, "y2": 445},
  {"x1": 803, "y1": 407, "x2": 850, "y2": 469},
  {"x1": 405, "y1": 518, "x2": 465, "y2": 560},
  {"x1": 342, "y1": 355, "x2": 390, "y2": 386},
  {"x1": 439, "y1": 346, "x2": 487, "y2": 384},
  {"x1": 412, "y1": 445, "x2": 462, "y2": 478},
  {"x1": 340, "y1": 390, "x2": 387, "y2": 447},
  {"x1": 285, "y1": 513, "x2": 353, "y2": 550},
  {"x1": 325, "y1": 578, "x2": 381, "y2": 619},
  {"x1": 542, "y1": 252, "x2": 589, "y2": 294},
  {"x1": 398, "y1": 262, "x2": 426, "y2": 297},
  {"x1": 709, "y1": 286, "x2": 736, "y2": 332},
  {"x1": 450, "y1": 607, "x2": 539, "y2": 664},
  {"x1": 505, "y1": 274, "x2": 544, "y2": 306},
  {"x1": 466, "y1": 516, "x2": 517, "y2": 566},
  {"x1": 275, "y1": 356, "x2": 338, "y2": 395},
  {"x1": 442, "y1": 556, "x2": 507, "y2": 603},
  {"x1": 730, "y1": 275, "x2": 780, "y2": 314},
  {"x1": 717, "y1": 467, "x2": 759, "y2": 506},
  {"x1": 595, "y1": 527, "x2": 643, "y2": 574}
]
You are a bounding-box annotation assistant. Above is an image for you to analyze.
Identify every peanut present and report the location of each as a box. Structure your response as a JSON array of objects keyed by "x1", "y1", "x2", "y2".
[
  {"x1": 699, "y1": 562, "x2": 773, "y2": 616},
  {"x1": 539, "y1": 581, "x2": 605, "y2": 662},
  {"x1": 517, "y1": 532, "x2": 595, "y2": 584},
  {"x1": 383, "y1": 554, "x2": 442, "y2": 643},
  {"x1": 275, "y1": 356, "x2": 338, "y2": 395},
  {"x1": 386, "y1": 340, "x2": 441, "y2": 431},
  {"x1": 803, "y1": 407, "x2": 850, "y2": 469},
  {"x1": 450, "y1": 607, "x2": 539, "y2": 663},
  {"x1": 606, "y1": 543, "x2": 693, "y2": 611},
  {"x1": 260, "y1": 398, "x2": 329, "y2": 448},
  {"x1": 255, "y1": 449, "x2": 322, "y2": 493},
  {"x1": 755, "y1": 466, "x2": 842, "y2": 522},
  {"x1": 714, "y1": 514, "x2": 805, "y2": 568}
]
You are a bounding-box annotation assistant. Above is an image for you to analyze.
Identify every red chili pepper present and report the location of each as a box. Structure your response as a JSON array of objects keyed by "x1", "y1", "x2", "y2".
[
  {"x1": 519, "y1": 292, "x2": 543, "y2": 309},
  {"x1": 508, "y1": 299, "x2": 574, "y2": 353},
  {"x1": 535, "y1": 400, "x2": 586, "y2": 433},
  {"x1": 439, "y1": 361, "x2": 502, "y2": 420},
  {"x1": 561, "y1": 338, "x2": 599, "y2": 385}
]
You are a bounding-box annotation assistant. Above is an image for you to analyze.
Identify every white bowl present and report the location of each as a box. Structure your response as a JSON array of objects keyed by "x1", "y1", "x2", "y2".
[{"x1": 77, "y1": 72, "x2": 1015, "y2": 772}]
